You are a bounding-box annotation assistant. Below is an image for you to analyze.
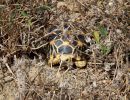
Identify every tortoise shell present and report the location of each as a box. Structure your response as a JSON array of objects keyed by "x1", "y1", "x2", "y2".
[{"x1": 44, "y1": 26, "x2": 90, "y2": 67}]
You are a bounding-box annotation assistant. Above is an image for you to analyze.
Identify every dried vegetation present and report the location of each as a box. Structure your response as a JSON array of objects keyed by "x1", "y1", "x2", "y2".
[{"x1": 0, "y1": 0, "x2": 130, "y2": 100}]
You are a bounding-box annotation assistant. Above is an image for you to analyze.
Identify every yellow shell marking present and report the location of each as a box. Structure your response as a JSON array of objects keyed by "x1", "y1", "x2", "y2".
[
  {"x1": 60, "y1": 54, "x2": 74, "y2": 61},
  {"x1": 75, "y1": 60, "x2": 87, "y2": 68},
  {"x1": 50, "y1": 40, "x2": 55, "y2": 45},
  {"x1": 77, "y1": 41, "x2": 83, "y2": 46},
  {"x1": 48, "y1": 54, "x2": 60, "y2": 65},
  {"x1": 62, "y1": 41, "x2": 70, "y2": 45},
  {"x1": 76, "y1": 56, "x2": 81, "y2": 61}
]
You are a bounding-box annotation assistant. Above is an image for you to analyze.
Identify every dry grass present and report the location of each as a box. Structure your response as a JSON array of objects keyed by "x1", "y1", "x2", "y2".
[{"x1": 0, "y1": 0, "x2": 130, "y2": 100}]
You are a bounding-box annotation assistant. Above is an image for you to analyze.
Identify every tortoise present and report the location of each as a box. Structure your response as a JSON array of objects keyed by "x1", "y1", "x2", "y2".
[{"x1": 43, "y1": 25, "x2": 91, "y2": 68}]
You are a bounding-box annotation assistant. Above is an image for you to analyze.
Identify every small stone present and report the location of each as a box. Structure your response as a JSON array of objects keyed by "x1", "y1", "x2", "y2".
[
  {"x1": 104, "y1": 63, "x2": 111, "y2": 71},
  {"x1": 57, "y1": 2, "x2": 67, "y2": 9},
  {"x1": 109, "y1": 2, "x2": 113, "y2": 6},
  {"x1": 116, "y1": 29, "x2": 122, "y2": 34},
  {"x1": 93, "y1": 81, "x2": 97, "y2": 87}
]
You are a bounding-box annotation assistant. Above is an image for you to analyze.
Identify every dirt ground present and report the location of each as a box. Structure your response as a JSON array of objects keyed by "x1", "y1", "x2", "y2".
[{"x1": 0, "y1": 0, "x2": 130, "y2": 100}]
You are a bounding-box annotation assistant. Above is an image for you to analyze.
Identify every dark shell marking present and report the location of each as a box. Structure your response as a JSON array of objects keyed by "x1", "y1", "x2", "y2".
[
  {"x1": 58, "y1": 45, "x2": 73, "y2": 54},
  {"x1": 54, "y1": 39, "x2": 63, "y2": 47}
]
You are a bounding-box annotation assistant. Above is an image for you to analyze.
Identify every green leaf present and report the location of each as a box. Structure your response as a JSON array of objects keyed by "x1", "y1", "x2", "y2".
[
  {"x1": 36, "y1": 5, "x2": 51, "y2": 12},
  {"x1": 93, "y1": 31, "x2": 100, "y2": 43},
  {"x1": 28, "y1": 19, "x2": 32, "y2": 26},
  {"x1": 99, "y1": 26, "x2": 108, "y2": 37},
  {"x1": 42, "y1": 5, "x2": 51, "y2": 10},
  {"x1": 100, "y1": 44, "x2": 110, "y2": 55},
  {"x1": 21, "y1": 11, "x2": 28, "y2": 17}
]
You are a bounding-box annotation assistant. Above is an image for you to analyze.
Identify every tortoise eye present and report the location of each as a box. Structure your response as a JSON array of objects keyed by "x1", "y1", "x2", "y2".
[{"x1": 58, "y1": 45, "x2": 73, "y2": 54}]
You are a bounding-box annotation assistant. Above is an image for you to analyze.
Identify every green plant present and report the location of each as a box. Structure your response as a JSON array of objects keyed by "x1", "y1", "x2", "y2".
[{"x1": 93, "y1": 26, "x2": 110, "y2": 55}]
